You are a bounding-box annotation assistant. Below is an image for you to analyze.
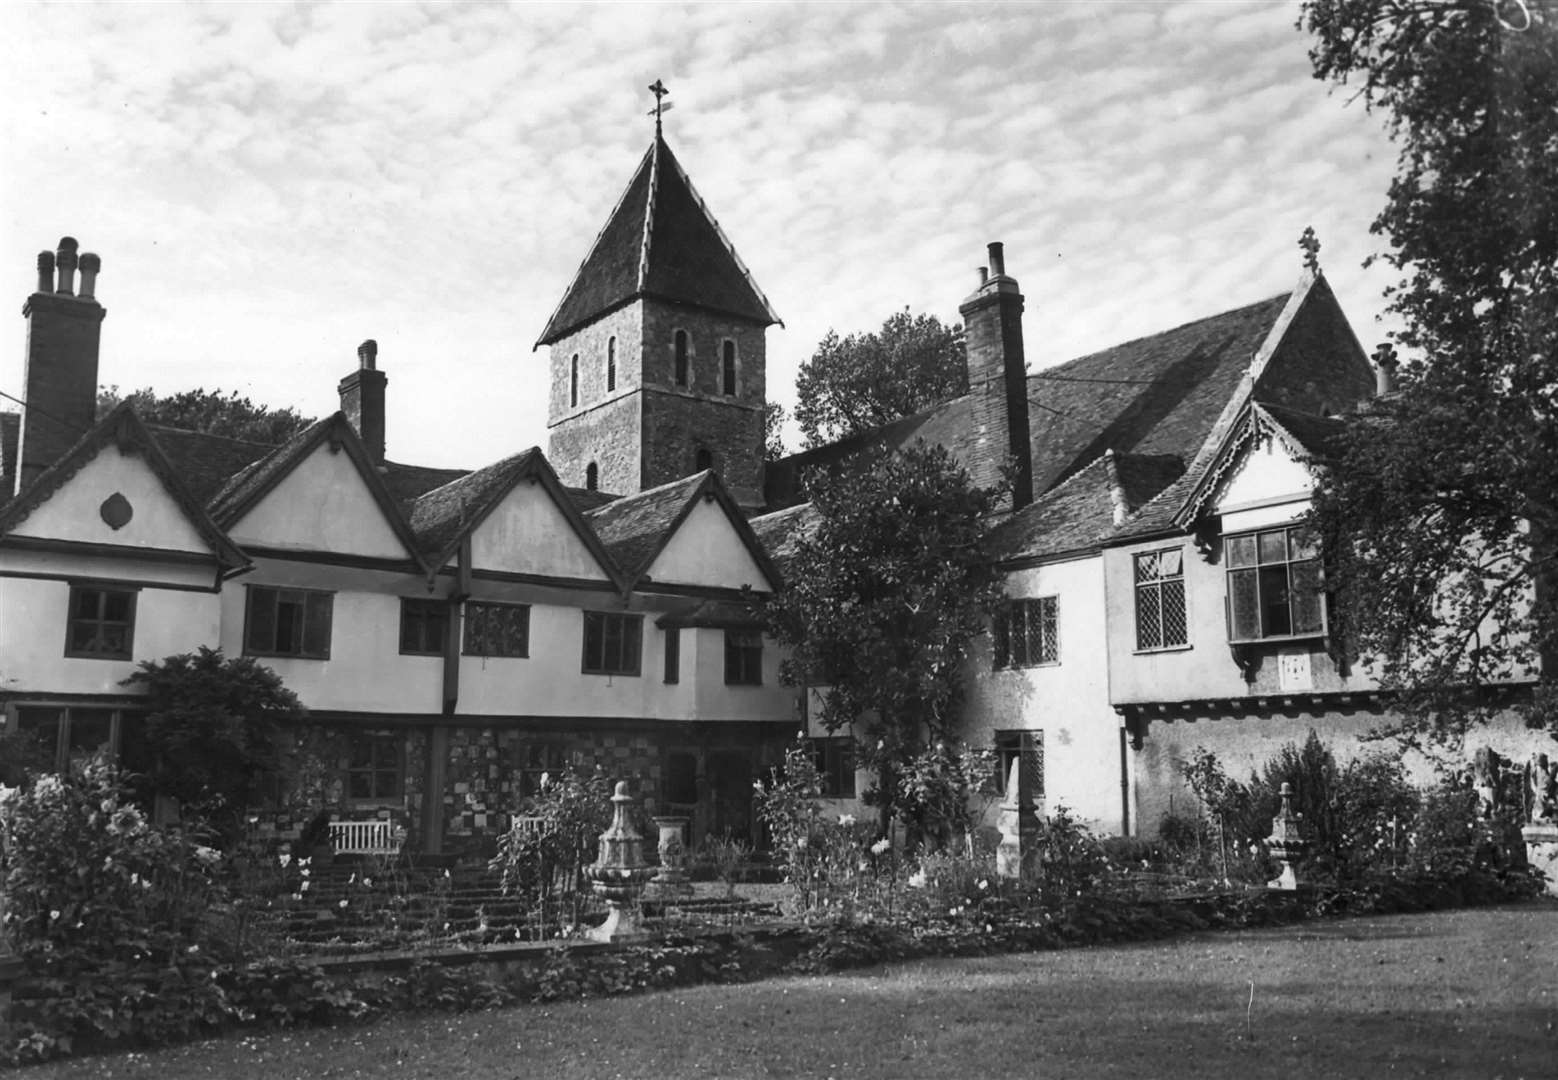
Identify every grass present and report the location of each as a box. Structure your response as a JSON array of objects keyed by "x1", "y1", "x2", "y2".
[{"x1": 12, "y1": 904, "x2": 1556, "y2": 1079}]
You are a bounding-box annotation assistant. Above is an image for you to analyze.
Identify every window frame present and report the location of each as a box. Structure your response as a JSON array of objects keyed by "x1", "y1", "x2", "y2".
[
  {"x1": 244, "y1": 585, "x2": 334, "y2": 660},
  {"x1": 673, "y1": 329, "x2": 690, "y2": 387},
  {"x1": 462, "y1": 600, "x2": 531, "y2": 659},
  {"x1": 399, "y1": 597, "x2": 450, "y2": 656},
  {"x1": 569, "y1": 353, "x2": 579, "y2": 407},
  {"x1": 63, "y1": 584, "x2": 138, "y2": 660},
  {"x1": 663, "y1": 626, "x2": 680, "y2": 684},
  {"x1": 991, "y1": 596, "x2": 1059, "y2": 670},
  {"x1": 808, "y1": 736, "x2": 856, "y2": 798},
  {"x1": 5, "y1": 703, "x2": 136, "y2": 776},
  {"x1": 345, "y1": 732, "x2": 404, "y2": 805},
  {"x1": 606, "y1": 335, "x2": 617, "y2": 392},
  {"x1": 1133, "y1": 546, "x2": 1189, "y2": 653},
  {"x1": 721, "y1": 339, "x2": 737, "y2": 396},
  {"x1": 581, "y1": 610, "x2": 643, "y2": 676},
  {"x1": 1224, "y1": 523, "x2": 1327, "y2": 643},
  {"x1": 723, "y1": 629, "x2": 763, "y2": 685},
  {"x1": 994, "y1": 729, "x2": 1045, "y2": 806}
]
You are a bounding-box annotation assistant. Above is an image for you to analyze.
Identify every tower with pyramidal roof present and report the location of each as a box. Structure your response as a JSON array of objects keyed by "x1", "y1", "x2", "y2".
[{"x1": 535, "y1": 102, "x2": 781, "y2": 510}]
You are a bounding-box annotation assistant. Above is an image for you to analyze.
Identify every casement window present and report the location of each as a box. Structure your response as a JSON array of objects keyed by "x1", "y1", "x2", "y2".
[
  {"x1": 399, "y1": 598, "x2": 450, "y2": 656},
  {"x1": 1134, "y1": 547, "x2": 1188, "y2": 651},
  {"x1": 582, "y1": 611, "x2": 642, "y2": 675},
  {"x1": 346, "y1": 732, "x2": 403, "y2": 803},
  {"x1": 463, "y1": 601, "x2": 530, "y2": 658},
  {"x1": 673, "y1": 330, "x2": 690, "y2": 387},
  {"x1": 1226, "y1": 524, "x2": 1325, "y2": 642},
  {"x1": 65, "y1": 585, "x2": 136, "y2": 659},
  {"x1": 6, "y1": 704, "x2": 133, "y2": 776},
  {"x1": 994, "y1": 730, "x2": 1045, "y2": 804},
  {"x1": 808, "y1": 736, "x2": 856, "y2": 798},
  {"x1": 606, "y1": 336, "x2": 617, "y2": 392},
  {"x1": 721, "y1": 340, "x2": 737, "y2": 395},
  {"x1": 663, "y1": 627, "x2": 681, "y2": 684},
  {"x1": 569, "y1": 353, "x2": 580, "y2": 407},
  {"x1": 724, "y1": 629, "x2": 763, "y2": 685},
  {"x1": 245, "y1": 586, "x2": 333, "y2": 659},
  {"x1": 992, "y1": 597, "x2": 1058, "y2": 669}
]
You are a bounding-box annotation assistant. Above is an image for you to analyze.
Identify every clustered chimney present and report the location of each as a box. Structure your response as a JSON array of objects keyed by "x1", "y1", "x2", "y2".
[
  {"x1": 15, "y1": 237, "x2": 106, "y2": 495},
  {"x1": 338, "y1": 338, "x2": 387, "y2": 465},
  {"x1": 958, "y1": 241, "x2": 1033, "y2": 510}
]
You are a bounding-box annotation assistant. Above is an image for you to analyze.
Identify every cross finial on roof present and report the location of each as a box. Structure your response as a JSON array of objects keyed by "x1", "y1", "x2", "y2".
[
  {"x1": 1298, "y1": 226, "x2": 1321, "y2": 272},
  {"x1": 648, "y1": 79, "x2": 672, "y2": 135}
]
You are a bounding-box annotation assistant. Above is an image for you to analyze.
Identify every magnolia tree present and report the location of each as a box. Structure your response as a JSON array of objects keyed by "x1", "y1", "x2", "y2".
[
  {"x1": 761, "y1": 441, "x2": 1007, "y2": 838},
  {"x1": 1302, "y1": 0, "x2": 1557, "y2": 739}
]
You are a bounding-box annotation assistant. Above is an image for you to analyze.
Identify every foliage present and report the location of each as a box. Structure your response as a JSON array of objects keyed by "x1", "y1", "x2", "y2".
[
  {"x1": 696, "y1": 833, "x2": 754, "y2": 897},
  {"x1": 761, "y1": 441, "x2": 1007, "y2": 832},
  {"x1": 98, "y1": 385, "x2": 316, "y2": 444},
  {"x1": 894, "y1": 740, "x2": 997, "y2": 852},
  {"x1": 794, "y1": 309, "x2": 967, "y2": 448},
  {"x1": 763, "y1": 400, "x2": 787, "y2": 461},
  {"x1": 122, "y1": 647, "x2": 305, "y2": 843},
  {"x1": 489, "y1": 767, "x2": 612, "y2": 937},
  {"x1": 1301, "y1": 0, "x2": 1558, "y2": 738}
]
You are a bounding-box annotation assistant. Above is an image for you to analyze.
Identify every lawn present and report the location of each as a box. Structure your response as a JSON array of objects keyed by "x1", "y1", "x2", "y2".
[{"x1": 12, "y1": 904, "x2": 1555, "y2": 1079}]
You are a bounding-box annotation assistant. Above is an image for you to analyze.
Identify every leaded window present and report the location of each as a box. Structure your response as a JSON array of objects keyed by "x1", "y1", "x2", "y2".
[
  {"x1": 1226, "y1": 524, "x2": 1325, "y2": 641},
  {"x1": 1134, "y1": 547, "x2": 1187, "y2": 650},
  {"x1": 992, "y1": 597, "x2": 1058, "y2": 669},
  {"x1": 464, "y1": 602, "x2": 530, "y2": 658}
]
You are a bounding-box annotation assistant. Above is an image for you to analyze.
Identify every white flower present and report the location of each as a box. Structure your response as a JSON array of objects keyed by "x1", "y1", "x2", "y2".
[
  {"x1": 908, "y1": 869, "x2": 927, "y2": 888},
  {"x1": 839, "y1": 814, "x2": 856, "y2": 827},
  {"x1": 278, "y1": 853, "x2": 292, "y2": 868},
  {"x1": 193, "y1": 845, "x2": 220, "y2": 866},
  {"x1": 49, "y1": 909, "x2": 61, "y2": 921},
  {"x1": 977, "y1": 879, "x2": 989, "y2": 891},
  {"x1": 338, "y1": 899, "x2": 349, "y2": 909},
  {"x1": 300, "y1": 879, "x2": 310, "y2": 893},
  {"x1": 796, "y1": 836, "x2": 808, "y2": 850},
  {"x1": 871, "y1": 838, "x2": 891, "y2": 856},
  {"x1": 187, "y1": 944, "x2": 200, "y2": 954}
]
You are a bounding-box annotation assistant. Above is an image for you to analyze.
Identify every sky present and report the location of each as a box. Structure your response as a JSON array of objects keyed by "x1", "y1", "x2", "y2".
[{"x1": 1, "y1": 1, "x2": 1404, "y2": 471}]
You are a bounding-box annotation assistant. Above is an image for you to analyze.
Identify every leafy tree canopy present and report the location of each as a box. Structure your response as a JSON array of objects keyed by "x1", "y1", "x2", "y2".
[
  {"x1": 763, "y1": 400, "x2": 788, "y2": 462},
  {"x1": 794, "y1": 309, "x2": 967, "y2": 449},
  {"x1": 98, "y1": 385, "x2": 316, "y2": 445},
  {"x1": 123, "y1": 647, "x2": 305, "y2": 842},
  {"x1": 1303, "y1": 0, "x2": 1557, "y2": 738},
  {"x1": 760, "y1": 441, "x2": 1007, "y2": 832}
]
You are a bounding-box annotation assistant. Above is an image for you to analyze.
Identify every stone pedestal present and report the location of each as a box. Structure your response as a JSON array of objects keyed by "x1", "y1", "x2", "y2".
[
  {"x1": 996, "y1": 759, "x2": 1039, "y2": 880},
  {"x1": 1266, "y1": 782, "x2": 1307, "y2": 891},
  {"x1": 585, "y1": 781, "x2": 655, "y2": 942},
  {"x1": 1522, "y1": 825, "x2": 1558, "y2": 897},
  {"x1": 644, "y1": 815, "x2": 693, "y2": 901}
]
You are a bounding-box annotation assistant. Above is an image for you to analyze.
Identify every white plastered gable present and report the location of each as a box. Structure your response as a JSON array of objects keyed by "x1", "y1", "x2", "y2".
[
  {"x1": 647, "y1": 497, "x2": 772, "y2": 591},
  {"x1": 226, "y1": 441, "x2": 407, "y2": 558},
  {"x1": 468, "y1": 479, "x2": 610, "y2": 579},
  {"x1": 1213, "y1": 429, "x2": 1316, "y2": 533},
  {"x1": 9, "y1": 443, "x2": 210, "y2": 554}
]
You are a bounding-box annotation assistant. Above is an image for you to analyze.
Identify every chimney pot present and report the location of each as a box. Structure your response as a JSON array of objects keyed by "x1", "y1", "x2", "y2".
[
  {"x1": 1372, "y1": 342, "x2": 1399, "y2": 396},
  {"x1": 77, "y1": 253, "x2": 101, "y2": 301},
  {"x1": 977, "y1": 266, "x2": 988, "y2": 286},
  {"x1": 987, "y1": 242, "x2": 1005, "y2": 278},
  {"x1": 54, "y1": 237, "x2": 79, "y2": 296},
  {"x1": 35, "y1": 251, "x2": 55, "y2": 294},
  {"x1": 358, "y1": 338, "x2": 378, "y2": 370}
]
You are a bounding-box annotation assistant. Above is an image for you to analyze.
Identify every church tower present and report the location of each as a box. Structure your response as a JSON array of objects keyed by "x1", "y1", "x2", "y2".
[{"x1": 535, "y1": 120, "x2": 781, "y2": 509}]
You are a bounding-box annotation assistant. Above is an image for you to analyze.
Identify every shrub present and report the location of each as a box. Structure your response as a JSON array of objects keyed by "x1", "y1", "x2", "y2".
[{"x1": 489, "y1": 767, "x2": 612, "y2": 937}]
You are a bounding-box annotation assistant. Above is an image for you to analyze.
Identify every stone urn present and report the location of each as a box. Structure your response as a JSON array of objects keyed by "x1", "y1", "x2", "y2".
[
  {"x1": 644, "y1": 814, "x2": 693, "y2": 901},
  {"x1": 585, "y1": 781, "x2": 655, "y2": 942},
  {"x1": 1266, "y1": 782, "x2": 1307, "y2": 890}
]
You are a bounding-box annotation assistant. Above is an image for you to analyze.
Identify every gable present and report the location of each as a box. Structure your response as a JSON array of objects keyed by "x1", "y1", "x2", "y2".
[
  {"x1": 1213, "y1": 432, "x2": 1315, "y2": 519},
  {"x1": 646, "y1": 496, "x2": 774, "y2": 591},
  {"x1": 7, "y1": 442, "x2": 212, "y2": 554},
  {"x1": 225, "y1": 440, "x2": 409, "y2": 558},
  {"x1": 468, "y1": 478, "x2": 613, "y2": 580}
]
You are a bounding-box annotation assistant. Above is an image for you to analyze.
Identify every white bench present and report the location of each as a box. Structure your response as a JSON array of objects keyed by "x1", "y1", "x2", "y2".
[{"x1": 329, "y1": 819, "x2": 404, "y2": 856}]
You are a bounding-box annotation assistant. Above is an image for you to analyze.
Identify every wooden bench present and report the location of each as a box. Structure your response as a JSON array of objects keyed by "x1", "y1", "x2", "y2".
[{"x1": 328, "y1": 819, "x2": 404, "y2": 856}]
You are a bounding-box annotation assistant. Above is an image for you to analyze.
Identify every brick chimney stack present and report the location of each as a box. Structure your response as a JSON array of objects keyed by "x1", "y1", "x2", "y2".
[
  {"x1": 339, "y1": 338, "x2": 387, "y2": 465},
  {"x1": 958, "y1": 241, "x2": 1033, "y2": 510},
  {"x1": 16, "y1": 237, "x2": 107, "y2": 495}
]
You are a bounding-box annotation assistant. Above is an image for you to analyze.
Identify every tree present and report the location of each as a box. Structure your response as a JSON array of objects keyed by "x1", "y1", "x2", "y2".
[
  {"x1": 1302, "y1": 0, "x2": 1557, "y2": 738},
  {"x1": 794, "y1": 309, "x2": 967, "y2": 448},
  {"x1": 98, "y1": 385, "x2": 315, "y2": 444},
  {"x1": 122, "y1": 647, "x2": 305, "y2": 842},
  {"x1": 763, "y1": 400, "x2": 788, "y2": 462},
  {"x1": 760, "y1": 441, "x2": 1007, "y2": 835}
]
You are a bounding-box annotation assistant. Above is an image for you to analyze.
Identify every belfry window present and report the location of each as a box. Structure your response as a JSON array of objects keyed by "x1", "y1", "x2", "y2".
[
  {"x1": 695, "y1": 447, "x2": 713, "y2": 472},
  {"x1": 722, "y1": 340, "x2": 737, "y2": 395},
  {"x1": 606, "y1": 337, "x2": 616, "y2": 392},
  {"x1": 585, "y1": 462, "x2": 599, "y2": 491},
  {"x1": 570, "y1": 354, "x2": 579, "y2": 407},
  {"x1": 674, "y1": 330, "x2": 689, "y2": 387}
]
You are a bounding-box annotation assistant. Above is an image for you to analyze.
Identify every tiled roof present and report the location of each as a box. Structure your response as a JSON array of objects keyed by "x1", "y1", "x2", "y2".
[
  {"x1": 583, "y1": 471, "x2": 709, "y2": 581},
  {"x1": 1258, "y1": 401, "x2": 1347, "y2": 461},
  {"x1": 764, "y1": 292, "x2": 1293, "y2": 510},
  {"x1": 748, "y1": 501, "x2": 820, "y2": 579},
  {"x1": 655, "y1": 597, "x2": 765, "y2": 630},
  {"x1": 382, "y1": 460, "x2": 471, "y2": 509},
  {"x1": 206, "y1": 417, "x2": 335, "y2": 524},
  {"x1": 146, "y1": 425, "x2": 274, "y2": 506},
  {"x1": 562, "y1": 486, "x2": 620, "y2": 512},
  {"x1": 406, "y1": 449, "x2": 543, "y2": 561},
  {"x1": 535, "y1": 135, "x2": 780, "y2": 346}
]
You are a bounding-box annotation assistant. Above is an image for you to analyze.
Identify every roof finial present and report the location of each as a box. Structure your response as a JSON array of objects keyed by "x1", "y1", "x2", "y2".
[
  {"x1": 648, "y1": 78, "x2": 672, "y2": 136},
  {"x1": 1298, "y1": 226, "x2": 1321, "y2": 273}
]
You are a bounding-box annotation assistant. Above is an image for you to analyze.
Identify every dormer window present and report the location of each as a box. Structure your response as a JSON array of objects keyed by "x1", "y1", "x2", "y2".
[
  {"x1": 1226, "y1": 524, "x2": 1325, "y2": 642},
  {"x1": 606, "y1": 336, "x2": 616, "y2": 392},
  {"x1": 585, "y1": 462, "x2": 599, "y2": 491},
  {"x1": 674, "y1": 330, "x2": 689, "y2": 387},
  {"x1": 570, "y1": 353, "x2": 580, "y2": 408},
  {"x1": 721, "y1": 340, "x2": 737, "y2": 396}
]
